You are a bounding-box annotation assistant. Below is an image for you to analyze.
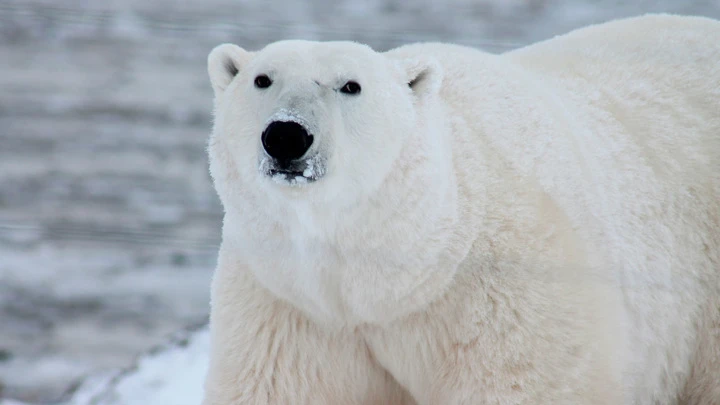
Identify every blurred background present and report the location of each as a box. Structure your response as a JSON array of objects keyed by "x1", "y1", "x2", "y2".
[{"x1": 1, "y1": 0, "x2": 719, "y2": 403}]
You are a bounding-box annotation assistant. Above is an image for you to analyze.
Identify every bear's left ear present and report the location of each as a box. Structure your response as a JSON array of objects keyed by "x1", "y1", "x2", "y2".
[
  {"x1": 208, "y1": 43, "x2": 254, "y2": 96},
  {"x1": 394, "y1": 56, "x2": 443, "y2": 97}
]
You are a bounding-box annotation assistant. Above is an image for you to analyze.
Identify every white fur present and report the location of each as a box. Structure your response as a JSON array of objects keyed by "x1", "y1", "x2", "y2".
[{"x1": 202, "y1": 15, "x2": 720, "y2": 405}]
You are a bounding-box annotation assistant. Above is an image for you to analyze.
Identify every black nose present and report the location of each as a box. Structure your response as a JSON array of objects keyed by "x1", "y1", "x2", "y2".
[{"x1": 261, "y1": 121, "x2": 314, "y2": 161}]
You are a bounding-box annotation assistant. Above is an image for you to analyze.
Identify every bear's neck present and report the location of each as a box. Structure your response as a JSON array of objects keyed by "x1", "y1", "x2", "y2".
[{"x1": 222, "y1": 124, "x2": 481, "y2": 326}]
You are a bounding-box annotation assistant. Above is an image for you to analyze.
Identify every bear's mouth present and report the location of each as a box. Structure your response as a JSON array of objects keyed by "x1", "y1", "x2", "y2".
[
  {"x1": 269, "y1": 168, "x2": 314, "y2": 185},
  {"x1": 259, "y1": 155, "x2": 326, "y2": 187}
]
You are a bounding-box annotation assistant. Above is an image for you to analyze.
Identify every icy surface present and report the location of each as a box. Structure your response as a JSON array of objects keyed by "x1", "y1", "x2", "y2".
[
  {"x1": 67, "y1": 327, "x2": 209, "y2": 405},
  {"x1": 2, "y1": 0, "x2": 720, "y2": 403},
  {"x1": 0, "y1": 328, "x2": 209, "y2": 405}
]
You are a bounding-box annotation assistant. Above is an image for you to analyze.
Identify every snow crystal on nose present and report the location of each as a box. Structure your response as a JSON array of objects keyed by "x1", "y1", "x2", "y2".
[
  {"x1": 302, "y1": 155, "x2": 326, "y2": 179},
  {"x1": 271, "y1": 172, "x2": 286, "y2": 184},
  {"x1": 303, "y1": 159, "x2": 315, "y2": 178},
  {"x1": 266, "y1": 109, "x2": 309, "y2": 128}
]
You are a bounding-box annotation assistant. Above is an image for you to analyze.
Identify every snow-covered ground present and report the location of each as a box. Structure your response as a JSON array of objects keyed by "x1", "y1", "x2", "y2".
[
  {"x1": 2, "y1": 0, "x2": 720, "y2": 403},
  {"x1": 0, "y1": 326, "x2": 209, "y2": 405},
  {"x1": 66, "y1": 326, "x2": 209, "y2": 405}
]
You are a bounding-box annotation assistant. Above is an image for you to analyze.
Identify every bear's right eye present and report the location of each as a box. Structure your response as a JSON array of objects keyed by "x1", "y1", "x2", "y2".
[
  {"x1": 254, "y1": 75, "x2": 272, "y2": 89},
  {"x1": 340, "y1": 81, "x2": 361, "y2": 95}
]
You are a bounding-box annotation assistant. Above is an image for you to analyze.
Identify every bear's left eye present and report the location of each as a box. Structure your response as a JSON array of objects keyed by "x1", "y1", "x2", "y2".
[
  {"x1": 254, "y1": 74, "x2": 273, "y2": 89},
  {"x1": 340, "y1": 81, "x2": 361, "y2": 95}
]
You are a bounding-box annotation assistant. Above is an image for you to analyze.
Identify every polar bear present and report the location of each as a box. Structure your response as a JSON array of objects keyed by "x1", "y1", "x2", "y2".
[{"x1": 202, "y1": 14, "x2": 720, "y2": 405}]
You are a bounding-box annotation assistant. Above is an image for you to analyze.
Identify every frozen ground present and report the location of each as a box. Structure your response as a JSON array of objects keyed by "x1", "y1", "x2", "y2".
[
  {"x1": 1, "y1": 0, "x2": 720, "y2": 403},
  {"x1": 65, "y1": 326, "x2": 209, "y2": 405},
  {"x1": 0, "y1": 325, "x2": 209, "y2": 405}
]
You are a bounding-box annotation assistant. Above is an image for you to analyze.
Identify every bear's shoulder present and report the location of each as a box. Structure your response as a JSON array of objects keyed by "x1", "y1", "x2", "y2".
[{"x1": 504, "y1": 14, "x2": 720, "y2": 77}]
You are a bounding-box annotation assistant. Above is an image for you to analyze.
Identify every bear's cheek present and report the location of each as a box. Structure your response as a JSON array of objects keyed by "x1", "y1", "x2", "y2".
[{"x1": 209, "y1": 137, "x2": 263, "y2": 194}]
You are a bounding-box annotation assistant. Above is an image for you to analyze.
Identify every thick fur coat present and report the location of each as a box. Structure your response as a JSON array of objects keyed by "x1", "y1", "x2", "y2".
[{"x1": 202, "y1": 14, "x2": 720, "y2": 405}]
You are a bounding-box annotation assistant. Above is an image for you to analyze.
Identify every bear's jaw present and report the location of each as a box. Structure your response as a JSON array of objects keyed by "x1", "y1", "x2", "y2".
[
  {"x1": 224, "y1": 151, "x2": 466, "y2": 326},
  {"x1": 258, "y1": 154, "x2": 327, "y2": 187}
]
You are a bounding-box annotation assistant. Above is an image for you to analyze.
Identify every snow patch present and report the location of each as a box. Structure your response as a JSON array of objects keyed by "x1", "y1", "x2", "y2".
[
  {"x1": 303, "y1": 158, "x2": 316, "y2": 178},
  {"x1": 265, "y1": 109, "x2": 311, "y2": 129},
  {"x1": 66, "y1": 326, "x2": 209, "y2": 405}
]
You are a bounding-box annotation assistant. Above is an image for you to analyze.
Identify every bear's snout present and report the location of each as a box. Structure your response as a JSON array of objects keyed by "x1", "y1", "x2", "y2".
[{"x1": 262, "y1": 121, "x2": 314, "y2": 162}]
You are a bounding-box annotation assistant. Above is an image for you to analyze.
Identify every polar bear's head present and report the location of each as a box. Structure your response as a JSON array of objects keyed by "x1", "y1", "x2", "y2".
[
  {"x1": 207, "y1": 40, "x2": 444, "y2": 209},
  {"x1": 207, "y1": 40, "x2": 455, "y2": 324}
]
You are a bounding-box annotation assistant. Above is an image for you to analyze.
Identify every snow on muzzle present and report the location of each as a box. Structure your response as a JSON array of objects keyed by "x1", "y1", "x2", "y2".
[{"x1": 258, "y1": 110, "x2": 327, "y2": 186}]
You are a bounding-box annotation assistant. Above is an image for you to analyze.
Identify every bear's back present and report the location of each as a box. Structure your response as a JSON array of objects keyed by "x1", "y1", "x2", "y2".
[{"x1": 505, "y1": 14, "x2": 720, "y2": 182}]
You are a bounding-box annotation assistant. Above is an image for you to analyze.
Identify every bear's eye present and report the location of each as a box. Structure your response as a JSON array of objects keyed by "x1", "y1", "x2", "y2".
[
  {"x1": 254, "y1": 74, "x2": 272, "y2": 89},
  {"x1": 340, "y1": 81, "x2": 361, "y2": 95}
]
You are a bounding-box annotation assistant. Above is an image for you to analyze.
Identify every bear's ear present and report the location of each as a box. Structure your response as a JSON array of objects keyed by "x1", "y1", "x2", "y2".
[
  {"x1": 208, "y1": 43, "x2": 254, "y2": 95},
  {"x1": 396, "y1": 57, "x2": 443, "y2": 97}
]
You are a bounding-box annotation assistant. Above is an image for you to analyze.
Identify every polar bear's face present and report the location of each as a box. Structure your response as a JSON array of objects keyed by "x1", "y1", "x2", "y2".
[
  {"x1": 207, "y1": 40, "x2": 449, "y2": 324},
  {"x1": 207, "y1": 40, "x2": 442, "y2": 210}
]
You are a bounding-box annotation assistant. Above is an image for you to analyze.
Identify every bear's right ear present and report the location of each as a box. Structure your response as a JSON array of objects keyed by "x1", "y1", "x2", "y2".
[{"x1": 208, "y1": 44, "x2": 254, "y2": 95}]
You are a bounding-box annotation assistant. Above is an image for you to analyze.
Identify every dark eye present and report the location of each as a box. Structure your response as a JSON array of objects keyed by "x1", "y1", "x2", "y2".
[
  {"x1": 340, "y1": 81, "x2": 361, "y2": 95},
  {"x1": 254, "y1": 74, "x2": 272, "y2": 89}
]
